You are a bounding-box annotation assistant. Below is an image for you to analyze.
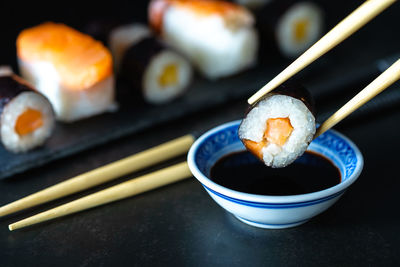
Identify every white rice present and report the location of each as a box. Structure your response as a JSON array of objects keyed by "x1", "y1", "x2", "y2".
[
  {"x1": 162, "y1": 5, "x2": 258, "y2": 79},
  {"x1": 109, "y1": 24, "x2": 152, "y2": 71},
  {"x1": 1, "y1": 91, "x2": 54, "y2": 153},
  {"x1": 239, "y1": 94, "x2": 315, "y2": 168},
  {"x1": 143, "y1": 50, "x2": 192, "y2": 104},
  {"x1": 276, "y1": 1, "x2": 323, "y2": 58},
  {"x1": 19, "y1": 60, "x2": 117, "y2": 122}
]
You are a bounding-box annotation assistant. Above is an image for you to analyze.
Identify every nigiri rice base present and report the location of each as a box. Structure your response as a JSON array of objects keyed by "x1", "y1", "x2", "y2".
[
  {"x1": 163, "y1": 5, "x2": 258, "y2": 79},
  {"x1": 19, "y1": 60, "x2": 117, "y2": 122}
]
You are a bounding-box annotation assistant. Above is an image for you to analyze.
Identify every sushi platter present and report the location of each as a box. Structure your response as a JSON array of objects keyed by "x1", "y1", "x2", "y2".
[
  {"x1": 0, "y1": 51, "x2": 377, "y2": 180},
  {"x1": 0, "y1": 62, "x2": 296, "y2": 179},
  {"x1": 0, "y1": 0, "x2": 330, "y2": 179},
  {"x1": 0, "y1": 0, "x2": 398, "y2": 180},
  {"x1": 2, "y1": 0, "x2": 400, "y2": 265}
]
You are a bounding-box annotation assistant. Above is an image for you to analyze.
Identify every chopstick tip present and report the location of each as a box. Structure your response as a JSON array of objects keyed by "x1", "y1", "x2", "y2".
[{"x1": 247, "y1": 94, "x2": 258, "y2": 105}]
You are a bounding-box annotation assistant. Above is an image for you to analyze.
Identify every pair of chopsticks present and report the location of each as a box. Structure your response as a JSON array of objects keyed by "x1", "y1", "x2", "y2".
[
  {"x1": 248, "y1": 0, "x2": 399, "y2": 138},
  {"x1": 2, "y1": 135, "x2": 195, "y2": 230},
  {"x1": 3, "y1": 0, "x2": 398, "y2": 231}
]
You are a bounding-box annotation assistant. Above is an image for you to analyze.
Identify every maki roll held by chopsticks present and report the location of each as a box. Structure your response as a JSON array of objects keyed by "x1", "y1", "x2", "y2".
[
  {"x1": 0, "y1": 67, "x2": 54, "y2": 153},
  {"x1": 17, "y1": 22, "x2": 116, "y2": 122},
  {"x1": 239, "y1": 83, "x2": 315, "y2": 168},
  {"x1": 109, "y1": 24, "x2": 192, "y2": 104},
  {"x1": 149, "y1": 0, "x2": 258, "y2": 79}
]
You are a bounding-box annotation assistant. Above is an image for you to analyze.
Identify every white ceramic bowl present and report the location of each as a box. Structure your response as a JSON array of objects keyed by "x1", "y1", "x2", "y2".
[{"x1": 188, "y1": 120, "x2": 363, "y2": 229}]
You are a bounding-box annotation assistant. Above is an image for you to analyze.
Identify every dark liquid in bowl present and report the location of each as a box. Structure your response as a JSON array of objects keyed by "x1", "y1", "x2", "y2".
[{"x1": 210, "y1": 151, "x2": 341, "y2": 195}]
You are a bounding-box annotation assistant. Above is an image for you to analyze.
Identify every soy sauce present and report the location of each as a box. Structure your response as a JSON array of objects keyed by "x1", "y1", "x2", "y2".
[{"x1": 210, "y1": 151, "x2": 341, "y2": 195}]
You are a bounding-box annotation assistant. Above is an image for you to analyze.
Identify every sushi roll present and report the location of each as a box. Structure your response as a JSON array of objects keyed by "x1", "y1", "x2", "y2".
[
  {"x1": 0, "y1": 67, "x2": 54, "y2": 153},
  {"x1": 109, "y1": 24, "x2": 192, "y2": 104},
  {"x1": 239, "y1": 83, "x2": 315, "y2": 168},
  {"x1": 256, "y1": 1, "x2": 324, "y2": 58},
  {"x1": 149, "y1": 0, "x2": 258, "y2": 80},
  {"x1": 17, "y1": 22, "x2": 116, "y2": 122},
  {"x1": 109, "y1": 24, "x2": 152, "y2": 72}
]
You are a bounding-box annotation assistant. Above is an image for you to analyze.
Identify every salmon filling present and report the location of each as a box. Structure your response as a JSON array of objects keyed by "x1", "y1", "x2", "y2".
[
  {"x1": 159, "y1": 64, "x2": 178, "y2": 87},
  {"x1": 265, "y1": 117, "x2": 293, "y2": 146},
  {"x1": 15, "y1": 108, "x2": 43, "y2": 136},
  {"x1": 293, "y1": 18, "x2": 309, "y2": 43},
  {"x1": 243, "y1": 117, "x2": 293, "y2": 159}
]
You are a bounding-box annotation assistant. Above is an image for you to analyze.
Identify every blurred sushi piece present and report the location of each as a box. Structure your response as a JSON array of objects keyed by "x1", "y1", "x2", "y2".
[
  {"x1": 239, "y1": 82, "x2": 315, "y2": 168},
  {"x1": 149, "y1": 0, "x2": 258, "y2": 80},
  {"x1": 17, "y1": 22, "x2": 117, "y2": 122},
  {"x1": 109, "y1": 24, "x2": 152, "y2": 72},
  {"x1": 109, "y1": 24, "x2": 192, "y2": 104},
  {"x1": 257, "y1": 0, "x2": 324, "y2": 58},
  {"x1": 0, "y1": 67, "x2": 54, "y2": 153},
  {"x1": 234, "y1": 0, "x2": 272, "y2": 10}
]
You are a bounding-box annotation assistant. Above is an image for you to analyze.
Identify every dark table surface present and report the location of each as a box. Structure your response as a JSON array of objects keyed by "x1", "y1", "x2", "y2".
[
  {"x1": 1, "y1": 1, "x2": 400, "y2": 266},
  {"x1": 1, "y1": 99, "x2": 400, "y2": 267}
]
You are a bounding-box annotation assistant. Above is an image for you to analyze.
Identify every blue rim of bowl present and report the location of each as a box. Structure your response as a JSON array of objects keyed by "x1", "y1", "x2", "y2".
[{"x1": 187, "y1": 120, "x2": 364, "y2": 205}]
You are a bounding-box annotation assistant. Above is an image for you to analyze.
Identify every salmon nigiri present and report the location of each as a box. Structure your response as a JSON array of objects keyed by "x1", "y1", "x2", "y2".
[
  {"x1": 149, "y1": 0, "x2": 258, "y2": 80},
  {"x1": 17, "y1": 22, "x2": 116, "y2": 122}
]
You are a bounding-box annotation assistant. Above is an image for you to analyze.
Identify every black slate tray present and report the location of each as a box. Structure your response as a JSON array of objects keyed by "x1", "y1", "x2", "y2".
[
  {"x1": 0, "y1": 63, "x2": 293, "y2": 179},
  {"x1": 0, "y1": 48, "x2": 397, "y2": 180},
  {"x1": 1, "y1": 30, "x2": 398, "y2": 180}
]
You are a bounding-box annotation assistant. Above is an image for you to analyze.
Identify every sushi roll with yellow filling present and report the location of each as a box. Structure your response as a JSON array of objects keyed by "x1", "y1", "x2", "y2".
[
  {"x1": 0, "y1": 67, "x2": 54, "y2": 153},
  {"x1": 149, "y1": 0, "x2": 258, "y2": 79},
  {"x1": 17, "y1": 22, "x2": 116, "y2": 122},
  {"x1": 239, "y1": 83, "x2": 315, "y2": 168},
  {"x1": 109, "y1": 24, "x2": 192, "y2": 104},
  {"x1": 257, "y1": 1, "x2": 324, "y2": 58},
  {"x1": 276, "y1": 1, "x2": 324, "y2": 57}
]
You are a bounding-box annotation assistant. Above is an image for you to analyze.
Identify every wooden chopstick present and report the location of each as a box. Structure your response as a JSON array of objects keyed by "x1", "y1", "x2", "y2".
[
  {"x1": 9, "y1": 161, "x2": 192, "y2": 231},
  {"x1": 247, "y1": 0, "x2": 396, "y2": 105},
  {"x1": 315, "y1": 58, "x2": 400, "y2": 138},
  {"x1": 0, "y1": 134, "x2": 195, "y2": 217}
]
